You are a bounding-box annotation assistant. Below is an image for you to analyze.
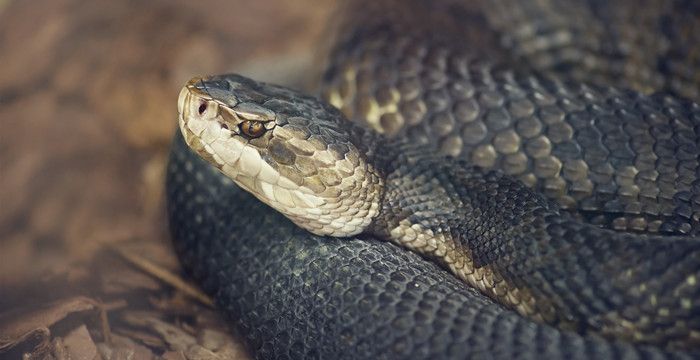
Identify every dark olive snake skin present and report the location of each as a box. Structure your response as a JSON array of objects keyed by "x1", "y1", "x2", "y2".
[{"x1": 167, "y1": 0, "x2": 700, "y2": 358}]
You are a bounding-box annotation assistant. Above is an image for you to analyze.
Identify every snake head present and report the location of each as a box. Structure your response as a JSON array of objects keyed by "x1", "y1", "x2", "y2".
[{"x1": 178, "y1": 74, "x2": 383, "y2": 236}]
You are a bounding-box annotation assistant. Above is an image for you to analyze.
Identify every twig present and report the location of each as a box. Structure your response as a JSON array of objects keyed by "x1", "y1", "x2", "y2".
[{"x1": 111, "y1": 246, "x2": 215, "y2": 308}]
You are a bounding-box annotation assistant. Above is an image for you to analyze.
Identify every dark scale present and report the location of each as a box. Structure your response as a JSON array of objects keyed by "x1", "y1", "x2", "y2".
[
  {"x1": 322, "y1": 1, "x2": 700, "y2": 236},
  {"x1": 169, "y1": 0, "x2": 700, "y2": 358}
]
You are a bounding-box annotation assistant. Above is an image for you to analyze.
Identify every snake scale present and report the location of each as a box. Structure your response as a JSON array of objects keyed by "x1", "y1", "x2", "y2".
[{"x1": 167, "y1": 0, "x2": 700, "y2": 358}]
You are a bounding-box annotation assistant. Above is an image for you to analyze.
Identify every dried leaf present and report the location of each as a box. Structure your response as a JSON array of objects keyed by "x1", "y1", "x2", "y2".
[
  {"x1": 162, "y1": 351, "x2": 187, "y2": 360},
  {"x1": 97, "y1": 334, "x2": 157, "y2": 360},
  {"x1": 61, "y1": 325, "x2": 99, "y2": 360},
  {"x1": 120, "y1": 313, "x2": 248, "y2": 360},
  {"x1": 0, "y1": 296, "x2": 97, "y2": 354}
]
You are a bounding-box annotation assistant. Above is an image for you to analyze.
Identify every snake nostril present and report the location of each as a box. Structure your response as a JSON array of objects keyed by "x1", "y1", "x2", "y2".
[{"x1": 198, "y1": 102, "x2": 207, "y2": 115}]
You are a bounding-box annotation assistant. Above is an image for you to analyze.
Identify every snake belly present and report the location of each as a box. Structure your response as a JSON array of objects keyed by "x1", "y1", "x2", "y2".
[{"x1": 167, "y1": 0, "x2": 700, "y2": 358}]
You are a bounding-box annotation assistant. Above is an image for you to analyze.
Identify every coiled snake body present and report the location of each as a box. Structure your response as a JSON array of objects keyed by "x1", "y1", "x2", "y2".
[{"x1": 167, "y1": 0, "x2": 700, "y2": 358}]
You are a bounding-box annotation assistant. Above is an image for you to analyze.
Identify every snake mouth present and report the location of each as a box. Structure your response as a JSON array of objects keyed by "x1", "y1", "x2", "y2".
[
  {"x1": 176, "y1": 75, "x2": 286, "y2": 190},
  {"x1": 178, "y1": 78, "x2": 238, "y2": 147},
  {"x1": 177, "y1": 77, "x2": 241, "y2": 172}
]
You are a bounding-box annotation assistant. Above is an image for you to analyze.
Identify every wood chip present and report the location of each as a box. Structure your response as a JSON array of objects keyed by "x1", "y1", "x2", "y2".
[
  {"x1": 62, "y1": 324, "x2": 98, "y2": 360},
  {"x1": 0, "y1": 296, "x2": 97, "y2": 354}
]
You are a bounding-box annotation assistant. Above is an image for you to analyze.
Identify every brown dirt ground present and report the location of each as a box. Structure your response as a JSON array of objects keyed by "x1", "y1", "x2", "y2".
[{"x1": 0, "y1": 0, "x2": 336, "y2": 358}]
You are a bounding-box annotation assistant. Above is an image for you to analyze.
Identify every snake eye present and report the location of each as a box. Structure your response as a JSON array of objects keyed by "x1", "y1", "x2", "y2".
[{"x1": 239, "y1": 120, "x2": 266, "y2": 138}]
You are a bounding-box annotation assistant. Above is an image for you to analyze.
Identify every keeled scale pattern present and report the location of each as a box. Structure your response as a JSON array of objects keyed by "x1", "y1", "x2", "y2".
[
  {"x1": 375, "y1": 156, "x2": 700, "y2": 346},
  {"x1": 322, "y1": 22, "x2": 700, "y2": 235},
  {"x1": 167, "y1": 134, "x2": 694, "y2": 359},
  {"x1": 482, "y1": 0, "x2": 700, "y2": 100}
]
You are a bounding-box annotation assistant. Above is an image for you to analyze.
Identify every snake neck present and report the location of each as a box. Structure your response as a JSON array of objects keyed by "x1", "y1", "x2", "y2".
[
  {"x1": 365, "y1": 154, "x2": 568, "y2": 325},
  {"x1": 364, "y1": 151, "x2": 700, "y2": 346}
]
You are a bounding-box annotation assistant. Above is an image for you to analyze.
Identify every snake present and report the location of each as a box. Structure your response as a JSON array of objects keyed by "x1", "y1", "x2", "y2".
[{"x1": 166, "y1": 0, "x2": 700, "y2": 358}]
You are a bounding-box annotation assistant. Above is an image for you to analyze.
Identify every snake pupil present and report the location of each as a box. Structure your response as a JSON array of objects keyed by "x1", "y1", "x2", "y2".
[
  {"x1": 240, "y1": 120, "x2": 265, "y2": 138},
  {"x1": 198, "y1": 103, "x2": 207, "y2": 115}
]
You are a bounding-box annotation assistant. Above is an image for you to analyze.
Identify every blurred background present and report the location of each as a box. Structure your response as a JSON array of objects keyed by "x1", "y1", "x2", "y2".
[{"x1": 0, "y1": 0, "x2": 337, "y2": 358}]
